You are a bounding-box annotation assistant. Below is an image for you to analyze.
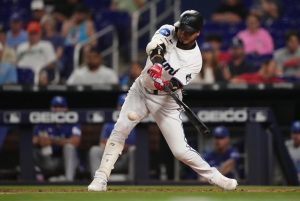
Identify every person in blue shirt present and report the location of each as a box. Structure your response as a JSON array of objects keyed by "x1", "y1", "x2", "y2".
[
  {"x1": 32, "y1": 96, "x2": 81, "y2": 181},
  {"x1": 203, "y1": 126, "x2": 240, "y2": 179},
  {"x1": 0, "y1": 43, "x2": 17, "y2": 85},
  {"x1": 6, "y1": 13, "x2": 28, "y2": 49},
  {"x1": 88, "y1": 94, "x2": 136, "y2": 178}
]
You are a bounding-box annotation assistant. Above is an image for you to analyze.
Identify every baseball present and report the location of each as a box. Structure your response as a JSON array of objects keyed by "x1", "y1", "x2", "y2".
[{"x1": 127, "y1": 111, "x2": 139, "y2": 121}]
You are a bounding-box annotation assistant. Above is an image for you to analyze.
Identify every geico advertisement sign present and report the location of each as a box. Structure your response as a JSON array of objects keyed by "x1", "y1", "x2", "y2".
[
  {"x1": 198, "y1": 109, "x2": 248, "y2": 122},
  {"x1": 29, "y1": 112, "x2": 79, "y2": 123}
]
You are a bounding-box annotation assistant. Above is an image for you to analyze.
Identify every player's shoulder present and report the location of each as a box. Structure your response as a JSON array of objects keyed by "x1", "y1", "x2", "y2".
[{"x1": 157, "y1": 24, "x2": 175, "y2": 37}]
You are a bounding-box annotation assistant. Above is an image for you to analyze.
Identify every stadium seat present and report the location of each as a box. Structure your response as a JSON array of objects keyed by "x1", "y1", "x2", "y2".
[{"x1": 16, "y1": 67, "x2": 34, "y2": 85}]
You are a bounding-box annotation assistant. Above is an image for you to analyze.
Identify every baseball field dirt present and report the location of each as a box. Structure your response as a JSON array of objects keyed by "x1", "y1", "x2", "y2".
[{"x1": 0, "y1": 186, "x2": 299, "y2": 201}]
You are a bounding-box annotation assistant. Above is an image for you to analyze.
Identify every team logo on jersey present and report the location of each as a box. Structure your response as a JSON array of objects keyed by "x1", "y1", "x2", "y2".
[
  {"x1": 186, "y1": 74, "x2": 192, "y2": 83},
  {"x1": 162, "y1": 61, "x2": 179, "y2": 76},
  {"x1": 159, "y1": 28, "x2": 171, "y2": 37}
]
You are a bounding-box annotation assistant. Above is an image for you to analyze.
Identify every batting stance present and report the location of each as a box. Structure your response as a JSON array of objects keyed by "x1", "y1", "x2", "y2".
[{"x1": 88, "y1": 10, "x2": 238, "y2": 191}]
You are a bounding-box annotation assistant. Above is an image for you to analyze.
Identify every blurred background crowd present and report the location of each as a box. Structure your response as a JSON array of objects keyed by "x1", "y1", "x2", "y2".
[
  {"x1": 0, "y1": 0, "x2": 300, "y2": 87},
  {"x1": 0, "y1": 0, "x2": 300, "y2": 185}
]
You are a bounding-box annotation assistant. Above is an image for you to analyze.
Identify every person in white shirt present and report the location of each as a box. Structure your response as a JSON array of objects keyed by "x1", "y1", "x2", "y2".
[
  {"x1": 17, "y1": 21, "x2": 56, "y2": 84},
  {"x1": 67, "y1": 48, "x2": 118, "y2": 85}
]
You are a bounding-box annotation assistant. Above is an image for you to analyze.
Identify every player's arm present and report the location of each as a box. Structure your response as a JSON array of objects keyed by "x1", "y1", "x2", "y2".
[
  {"x1": 219, "y1": 159, "x2": 236, "y2": 176},
  {"x1": 53, "y1": 135, "x2": 81, "y2": 147},
  {"x1": 146, "y1": 25, "x2": 174, "y2": 64},
  {"x1": 52, "y1": 125, "x2": 81, "y2": 147},
  {"x1": 219, "y1": 149, "x2": 240, "y2": 176}
]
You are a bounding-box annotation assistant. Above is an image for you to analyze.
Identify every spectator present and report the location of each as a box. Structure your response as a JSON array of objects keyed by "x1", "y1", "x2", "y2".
[
  {"x1": 31, "y1": 0, "x2": 49, "y2": 23},
  {"x1": 203, "y1": 126, "x2": 240, "y2": 179},
  {"x1": 205, "y1": 34, "x2": 231, "y2": 65},
  {"x1": 223, "y1": 38, "x2": 256, "y2": 81},
  {"x1": 67, "y1": 48, "x2": 118, "y2": 85},
  {"x1": 212, "y1": 0, "x2": 248, "y2": 24},
  {"x1": 62, "y1": 5, "x2": 96, "y2": 46},
  {"x1": 41, "y1": 16, "x2": 65, "y2": 68},
  {"x1": 119, "y1": 61, "x2": 143, "y2": 88},
  {"x1": 6, "y1": 13, "x2": 28, "y2": 49},
  {"x1": 17, "y1": 21, "x2": 56, "y2": 84},
  {"x1": 274, "y1": 31, "x2": 300, "y2": 77},
  {"x1": 285, "y1": 120, "x2": 300, "y2": 182},
  {"x1": 0, "y1": 26, "x2": 16, "y2": 64},
  {"x1": 251, "y1": 0, "x2": 281, "y2": 26},
  {"x1": 111, "y1": 0, "x2": 145, "y2": 14},
  {"x1": 0, "y1": 43, "x2": 17, "y2": 85},
  {"x1": 191, "y1": 43, "x2": 225, "y2": 84},
  {"x1": 32, "y1": 96, "x2": 81, "y2": 182},
  {"x1": 89, "y1": 94, "x2": 136, "y2": 178},
  {"x1": 231, "y1": 58, "x2": 282, "y2": 84},
  {"x1": 237, "y1": 14, "x2": 274, "y2": 55}
]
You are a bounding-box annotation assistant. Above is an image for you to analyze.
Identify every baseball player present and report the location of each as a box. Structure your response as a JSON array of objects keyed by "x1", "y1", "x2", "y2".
[{"x1": 88, "y1": 10, "x2": 238, "y2": 191}]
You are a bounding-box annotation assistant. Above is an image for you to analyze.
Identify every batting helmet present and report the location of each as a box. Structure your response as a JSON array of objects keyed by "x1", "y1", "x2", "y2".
[{"x1": 175, "y1": 10, "x2": 203, "y2": 32}]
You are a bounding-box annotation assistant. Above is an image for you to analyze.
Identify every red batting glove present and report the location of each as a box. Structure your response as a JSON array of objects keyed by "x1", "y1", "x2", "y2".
[
  {"x1": 148, "y1": 63, "x2": 163, "y2": 79},
  {"x1": 154, "y1": 80, "x2": 170, "y2": 91}
]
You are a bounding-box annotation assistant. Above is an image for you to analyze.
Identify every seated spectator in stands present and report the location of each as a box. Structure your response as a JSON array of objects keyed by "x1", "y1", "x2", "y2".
[
  {"x1": 6, "y1": 13, "x2": 28, "y2": 49},
  {"x1": 274, "y1": 31, "x2": 300, "y2": 77},
  {"x1": 111, "y1": 0, "x2": 145, "y2": 14},
  {"x1": 251, "y1": 0, "x2": 281, "y2": 26},
  {"x1": 191, "y1": 43, "x2": 225, "y2": 84},
  {"x1": 62, "y1": 5, "x2": 96, "y2": 47},
  {"x1": 212, "y1": 0, "x2": 248, "y2": 24},
  {"x1": 32, "y1": 96, "x2": 81, "y2": 182},
  {"x1": 0, "y1": 26, "x2": 16, "y2": 64},
  {"x1": 205, "y1": 34, "x2": 231, "y2": 65},
  {"x1": 203, "y1": 126, "x2": 240, "y2": 179},
  {"x1": 0, "y1": 43, "x2": 17, "y2": 85},
  {"x1": 67, "y1": 48, "x2": 118, "y2": 85},
  {"x1": 285, "y1": 120, "x2": 300, "y2": 182},
  {"x1": 231, "y1": 58, "x2": 282, "y2": 84},
  {"x1": 41, "y1": 16, "x2": 65, "y2": 69},
  {"x1": 237, "y1": 14, "x2": 274, "y2": 55},
  {"x1": 119, "y1": 61, "x2": 143, "y2": 88},
  {"x1": 17, "y1": 22, "x2": 56, "y2": 84},
  {"x1": 223, "y1": 38, "x2": 256, "y2": 81},
  {"x1": 31, "y1": 0, "x2": 49, "y2": 23},
  {"x1": 89, "y1": 94, "x2": 136, "y2": 178}
]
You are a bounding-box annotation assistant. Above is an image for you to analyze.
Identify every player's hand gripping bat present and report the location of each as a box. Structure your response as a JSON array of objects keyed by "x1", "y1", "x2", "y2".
[{"x1": 152, "y1": 77, "x2": 211, "y2": 135}]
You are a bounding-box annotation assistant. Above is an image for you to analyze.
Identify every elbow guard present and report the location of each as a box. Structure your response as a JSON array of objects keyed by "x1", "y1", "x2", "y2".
[{"x1": 149, "y1": 44, "x2": 166, "y2": 64}]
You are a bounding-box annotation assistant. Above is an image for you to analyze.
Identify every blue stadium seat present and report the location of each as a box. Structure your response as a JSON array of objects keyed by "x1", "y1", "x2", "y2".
[
  {"x1": 16, "y1": 67, "x2": 34, "y2": 84},
  {"x1": 84, "y1": 0, "x2": 111, "y2": 11}
]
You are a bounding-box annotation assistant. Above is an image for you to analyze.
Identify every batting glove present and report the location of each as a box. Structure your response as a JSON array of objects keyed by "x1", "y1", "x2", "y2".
[
  {"x1": 154, "y1": 80, "x2": 170, "y2": 91},
  {"x1": 148, "y1": 63, "x2": 163, "y2": 79}
]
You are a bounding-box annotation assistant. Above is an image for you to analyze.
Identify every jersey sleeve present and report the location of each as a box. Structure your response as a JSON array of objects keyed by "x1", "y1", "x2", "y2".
[
  {"x1": 71, "y1": 124, "x2": 81, "y2": 136},
  {"x1": 146, "y1": 24, "x2": 175, "y2": 55},
  {"x1": 33, "y1": 125, "x2": 42, "y2": 136},
  {"x1": 229, "y1": 148, "x2": 240, "y2": 162}
]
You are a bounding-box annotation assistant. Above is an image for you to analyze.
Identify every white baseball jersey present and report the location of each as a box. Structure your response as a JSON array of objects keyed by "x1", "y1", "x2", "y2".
[{"x1": 140, "y1": 24, "x2": 203, "y2": 90}]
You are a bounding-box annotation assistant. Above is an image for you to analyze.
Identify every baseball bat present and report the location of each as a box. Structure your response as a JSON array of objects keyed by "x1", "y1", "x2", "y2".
[{"x1": 152, "y1": 77, "x2": 210, "y2": 135}]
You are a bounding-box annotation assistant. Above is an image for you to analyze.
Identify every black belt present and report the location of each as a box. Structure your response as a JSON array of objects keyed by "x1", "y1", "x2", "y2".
[{"x1": 144, "y1": 88, "x2": 167, "y2": 95}]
